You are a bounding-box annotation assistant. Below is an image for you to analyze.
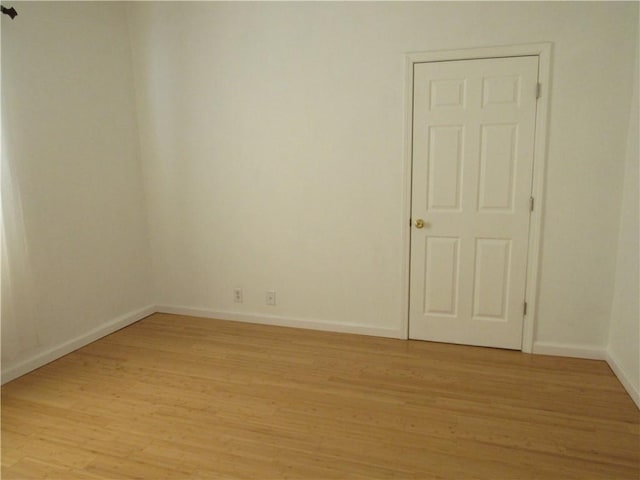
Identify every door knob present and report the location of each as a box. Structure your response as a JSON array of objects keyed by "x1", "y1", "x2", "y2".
[{"x1": 414, "y1": 219, "x2": 426, "y2": 229}]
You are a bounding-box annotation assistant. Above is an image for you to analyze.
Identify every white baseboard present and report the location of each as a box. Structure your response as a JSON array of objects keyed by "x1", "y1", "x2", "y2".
[
  {"x1": 533, "y1": 341, "x2": 639, "y2": 410},
  {"x1": 155, "y1": 305, "x2": 405, "y2": 340},
  {"x1": 1, "y1": 305, "x2": 155, "y2": 384},
  {"x1": 532, "y1": 341, "x2": 607, "y2": 360},
  {"x1": 4, "y1": 306, "x2": 637, "y2": 411},
  {"x1": 605, "y1": 352, "x2": 640, "y2": 410}
]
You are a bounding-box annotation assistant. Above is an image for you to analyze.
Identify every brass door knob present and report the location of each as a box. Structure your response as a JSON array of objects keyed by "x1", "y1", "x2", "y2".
[{"x1": 414, "y1": 219, "x2": 425, "y2": 229}]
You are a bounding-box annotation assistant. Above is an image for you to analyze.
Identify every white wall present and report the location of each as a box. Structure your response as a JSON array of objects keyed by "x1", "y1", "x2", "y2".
[
  {"x1": 1, "y1": 3, "x2": 153, "y2": 380},
  {"x1": 607, "y1": 46, "x2": 639, "y2": 405},
  {"x1": 127, "y1": 2, "x2": 638, "y2": 346}
]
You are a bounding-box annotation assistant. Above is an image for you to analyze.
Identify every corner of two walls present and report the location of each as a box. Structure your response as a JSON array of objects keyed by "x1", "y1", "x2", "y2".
[
  {"x1": 126, "y1": 2, "x2": 408, "y2": 338},
  {"x1": 532, "y1": 19, "x2": 639, "y2": 408},
  {"x1": 605, "y1": 44, "x2": 640, "y2": 408},
  {"x1": 1, "y1": 3, "x2": 154, "y2": 383}
]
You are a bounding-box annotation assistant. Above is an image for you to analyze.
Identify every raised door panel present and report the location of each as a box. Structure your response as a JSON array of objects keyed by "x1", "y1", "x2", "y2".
[
  {"x1": 427, "y1": 126, "x2": 464, "y2": 211},
  {"x1": 423, "y1": 237, "x2": 460, "y2": 316}
]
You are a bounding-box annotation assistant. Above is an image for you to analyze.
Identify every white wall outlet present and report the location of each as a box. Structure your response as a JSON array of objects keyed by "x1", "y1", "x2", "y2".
[
  {"x1": 266, "y1": 290, "x2": 276, "y2": 306},
  {"x1": 233, "y1": 288, "x2": 243, "y2": 303}
]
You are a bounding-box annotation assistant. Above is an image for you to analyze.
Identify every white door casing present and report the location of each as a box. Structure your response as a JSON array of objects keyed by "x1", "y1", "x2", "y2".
[{"x1": 408, "y1": 56, "x2": 539, "y2": 349}]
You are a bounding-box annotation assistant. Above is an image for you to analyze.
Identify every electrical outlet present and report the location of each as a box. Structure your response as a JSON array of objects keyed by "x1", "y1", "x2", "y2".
[
  {"x1": 233, "y1": 288, "x2": 243, "y2": 303},
  {"x1": 266, "y1": 290, "x2": 276, "y2": 306}
]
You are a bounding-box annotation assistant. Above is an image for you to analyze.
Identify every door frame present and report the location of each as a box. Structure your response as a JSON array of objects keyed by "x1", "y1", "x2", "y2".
[{"x1": 400, "y1": 43, "x2": 552, "y2": 353}]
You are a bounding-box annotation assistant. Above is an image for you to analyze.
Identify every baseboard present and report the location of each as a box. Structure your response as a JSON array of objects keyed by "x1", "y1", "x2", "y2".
[
  {"x1": 1, "y1": 305, "x2": 155, "y2": 384},
  {"x1": 6, "y1": 306, "x2": 636, "y2": 409},
  {"x1": 532, "y1": 341, "x2": 607, "y2": 360},
  {"x1": 605, "y1": 351, "x2": 640, "y2": 410},
  {"x1": 155, "y1": 305, "x2": 405, "y2": 340},
  {"x1": 533, "y1": 341, "x2": 639, "y2": 409}
]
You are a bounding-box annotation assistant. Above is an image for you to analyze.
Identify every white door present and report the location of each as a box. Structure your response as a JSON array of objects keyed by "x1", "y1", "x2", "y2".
[{"x1": 409, "y1": 56, "x2": 539, "y2": 349}]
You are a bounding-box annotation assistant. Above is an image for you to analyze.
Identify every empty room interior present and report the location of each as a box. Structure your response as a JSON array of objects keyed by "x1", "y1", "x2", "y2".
[{"x1": 1, "y1": 1, "x2": 639, "y2": 479}]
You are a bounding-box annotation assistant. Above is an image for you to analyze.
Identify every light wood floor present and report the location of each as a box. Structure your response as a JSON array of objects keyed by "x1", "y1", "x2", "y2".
[{"x1": 2, "y1": 313, "x2": 639, "y2": 479}]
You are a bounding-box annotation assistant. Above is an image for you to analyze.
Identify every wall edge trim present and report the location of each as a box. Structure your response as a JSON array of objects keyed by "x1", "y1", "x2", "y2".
[
  {"x1": 155, "y1": 305, "x2": 405, "y2": 340},
  {"x1": 532, "y1": 341, "x2": 606, "y2": 360},
  {"x1": 605, "y1": 350, "x2": 640, "y2": 410},
  {"x1": 5, "y1": 307, "x2": 636, "y2": 410},
  {"x1": 1, "y1": 305, "x2": 155, "y2": 384}
]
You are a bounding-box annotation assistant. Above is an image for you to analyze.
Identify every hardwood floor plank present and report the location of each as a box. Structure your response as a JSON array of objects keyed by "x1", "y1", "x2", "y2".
[{"x1": 2, "y1": 313, "x2": 639, "y2": 479}]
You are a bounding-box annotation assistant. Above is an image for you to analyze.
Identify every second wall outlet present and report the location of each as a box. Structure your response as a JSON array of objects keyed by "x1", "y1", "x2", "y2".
[
  {"x1": 266, "y1": 290, "x2": 276, "y2": 306},
  {"x1": 233, "y1": 288, "x2": 243, "y2": 303}
]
